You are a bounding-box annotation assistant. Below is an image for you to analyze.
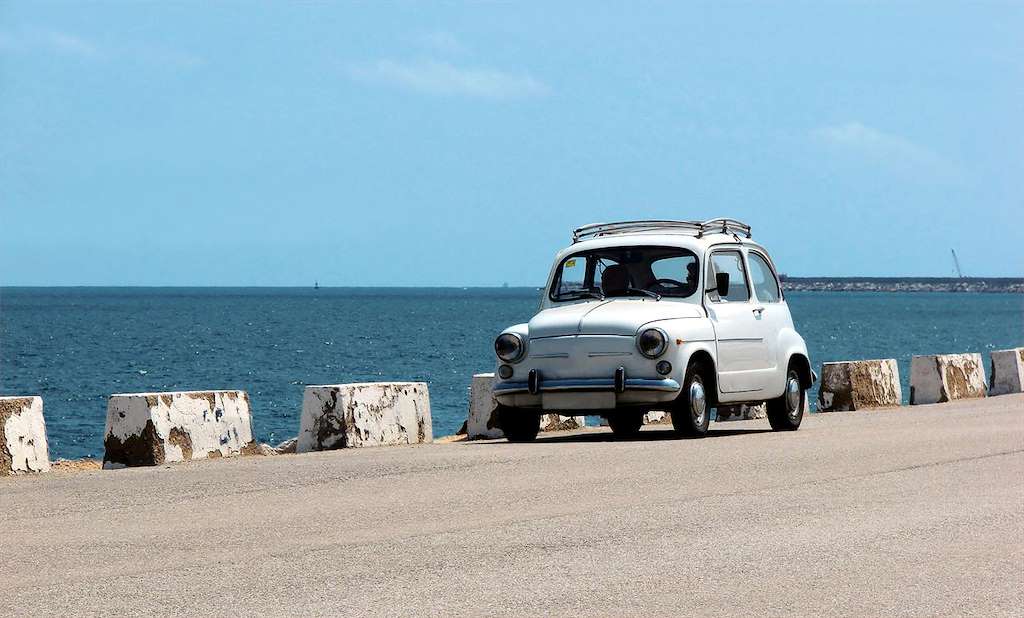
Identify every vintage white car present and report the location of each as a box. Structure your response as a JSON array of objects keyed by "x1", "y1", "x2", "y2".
[{"x1": 492, "y1": 218, "x2": 814, "y2": 441}]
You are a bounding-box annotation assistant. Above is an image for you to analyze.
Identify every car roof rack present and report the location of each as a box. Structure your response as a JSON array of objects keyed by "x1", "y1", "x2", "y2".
[{"x1": 572, "y1": 218, "x2": 752, "y2": 243}]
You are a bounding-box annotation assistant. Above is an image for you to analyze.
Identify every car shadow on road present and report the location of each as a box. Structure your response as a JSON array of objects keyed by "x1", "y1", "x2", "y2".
[{"x1": 472, "y1": 426, "x2": 775, "y2": 445}]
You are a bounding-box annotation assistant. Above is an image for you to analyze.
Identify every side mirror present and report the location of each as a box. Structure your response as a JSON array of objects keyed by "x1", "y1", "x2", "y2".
[{"x1": 715, "y1": 272, "x2": 730, "y2": 297}]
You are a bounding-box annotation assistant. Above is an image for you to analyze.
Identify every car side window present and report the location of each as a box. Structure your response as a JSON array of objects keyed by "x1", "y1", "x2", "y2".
[
  {"x1": 747, "y1": 252, "x2": 781, "y2": 302},
  {"x1": 708, "y1": 250, "x2": 750, "y2": 303}
]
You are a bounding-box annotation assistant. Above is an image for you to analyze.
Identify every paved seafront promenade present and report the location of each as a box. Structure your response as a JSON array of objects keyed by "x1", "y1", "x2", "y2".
[{"x1": 3, "y1": 395, "x2": 1022, "y2": 616}]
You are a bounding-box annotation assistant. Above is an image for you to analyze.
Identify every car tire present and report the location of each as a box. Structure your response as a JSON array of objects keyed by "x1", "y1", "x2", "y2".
[
  {"x1": 497, "y1": 405, "x2": 541, "y2": 442},
  {"x1": 767, "y1": 368, "x2": 804, "y2": 431},
  {"x1": 672, "y1": 362, "x2": 711, "y2": 438},
  {"x1": 606, "y1": 412, "x2": 643, "y2": 438}
]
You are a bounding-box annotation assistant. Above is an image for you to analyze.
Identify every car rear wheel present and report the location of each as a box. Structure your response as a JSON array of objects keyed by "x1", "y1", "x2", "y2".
[
  {"x1": 606, "y1": 411, "x2": 643, "y2": 438},
  {"x1": 672, "y1": 362, "x2": 710, "y2": 438},
  {"x1": 767, "y1": 369, "x2": 804, "y2": 431},
  {"x1": 497, "y1": 405, "x2": 541, "y2": 442}
]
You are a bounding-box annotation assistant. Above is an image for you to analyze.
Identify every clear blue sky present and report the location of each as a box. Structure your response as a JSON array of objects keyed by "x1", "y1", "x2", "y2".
[{"x1": 1, "y1": 2, "x2": 1021, "y2": 285}]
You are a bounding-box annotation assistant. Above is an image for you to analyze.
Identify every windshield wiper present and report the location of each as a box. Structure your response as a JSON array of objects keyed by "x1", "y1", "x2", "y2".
[{"x1": 627, "y1": 287, "x2": 661, "y2": 300}]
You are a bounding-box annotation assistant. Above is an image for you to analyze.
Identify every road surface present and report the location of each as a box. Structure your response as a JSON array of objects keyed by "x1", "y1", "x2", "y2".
[{"x1": 3, "y1": 395, "x2": 1022, "y2": 616}]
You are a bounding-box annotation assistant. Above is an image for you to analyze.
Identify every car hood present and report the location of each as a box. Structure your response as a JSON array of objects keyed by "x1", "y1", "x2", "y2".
[{"x1": 528, "y1": 300, "x2": 704, "y2": 338}]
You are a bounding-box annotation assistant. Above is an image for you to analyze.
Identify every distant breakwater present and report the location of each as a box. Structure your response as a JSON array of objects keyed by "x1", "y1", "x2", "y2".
[{"x1": 780, "y1": 277, "x2": 1023, "y2": 293}]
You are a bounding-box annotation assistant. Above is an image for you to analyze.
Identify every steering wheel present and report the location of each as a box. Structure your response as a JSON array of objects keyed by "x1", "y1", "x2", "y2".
[{"x1": 651, "y1": 278, "x2": 688, "y2": 289}]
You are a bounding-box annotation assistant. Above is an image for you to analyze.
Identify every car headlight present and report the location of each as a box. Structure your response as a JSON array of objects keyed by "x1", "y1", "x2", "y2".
[
  {"x1": 636, "y1": 328, "x2": 668, "y2": 358},
  {"x1": 495, "y1": 333, "x2": 525, "y2": 363}
]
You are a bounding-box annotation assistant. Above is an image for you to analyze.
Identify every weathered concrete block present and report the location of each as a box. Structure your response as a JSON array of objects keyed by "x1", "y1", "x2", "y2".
[
  {"x1": 467, "y1": 373, "x2": 504, "y2": 439},
  {"x1": 716, "y1": 402, "x2": 768, "y2": 421},
  {"x1": 818, "y1": 359, "x2": 902, "y2": 411},
  {"x1": 298, "y1": 382, "x2": 432, "y2": 451},
  {"x1": 0, "y1": 396, "x2": 50, "y2": 475},
  {"x1": 104, "y1": 390, "x2": 255, "y2": 469},
  {"x1": 466, "y1": 373, "x2": 585, "y2": 439},
  {"x1": 644, "y1": 410, "x2": 672, "y2": 425},
  {"x1": 910, "y1": 353, "x2": 987, "y2": 405},
  {"x1": 989, "y1": 348, "x2": 1024, "y2": 396},
  {"x1": 539, "y1": 413, "x2": 586, "y2": 432}
]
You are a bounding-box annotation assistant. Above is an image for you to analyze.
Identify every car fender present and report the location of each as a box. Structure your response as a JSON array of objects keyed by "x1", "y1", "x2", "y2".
[
  {"x1": 640, "y1": 317, "x2": 718, "y2": 396},
  {"x1": 776, "y1": 326, "x2": 813, "y2": 391}
]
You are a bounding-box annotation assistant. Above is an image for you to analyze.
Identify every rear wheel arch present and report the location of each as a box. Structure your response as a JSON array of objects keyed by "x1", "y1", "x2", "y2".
[{"x1": 788, "y1": 353, "x2": 813, "y2": 390}]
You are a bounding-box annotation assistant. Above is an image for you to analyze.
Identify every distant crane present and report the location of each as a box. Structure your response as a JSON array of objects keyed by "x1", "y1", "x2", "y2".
[{"x1": 950, "y1": 249, "x2": 964, "y2": 278}]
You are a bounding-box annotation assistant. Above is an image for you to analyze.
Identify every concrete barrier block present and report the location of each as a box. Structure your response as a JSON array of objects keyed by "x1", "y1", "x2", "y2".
[
  {"x1": 467, "y1": 373, "x2": 504, "y2": 439},
  {"x1": 910, "y1": 353, "x2": 987, "y2": 405},
  {"x1": 466, "y1": 373, "x2": 585, "y2": 439},
  {"x1": 644, "y1": 410, "x2": 672, "y2": 425},
  {"x1": 103, "y1": 390, "x2": 255, "y2": 469},
  {"x1": 298, "y1": 382, "x2": 432, "y2": 452},
  {"x1": 989, "y1": 348, "x2": 1024, "y2": 396},
  {"x1": 539, "y1": 413, "x2": 586, "y2": 432},
  {"x1": 0, "y1": 396, "x2": 51, "y2": 475},
  {"x1": 818, "y1": 359, "x2": 902, "y2": 411},
  {"x1": 716, "y1": 402, "x2": 767, "y2": 421}
]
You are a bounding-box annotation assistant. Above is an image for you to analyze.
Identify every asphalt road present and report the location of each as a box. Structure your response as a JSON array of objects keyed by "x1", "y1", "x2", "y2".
[{"x1": 3, "y1": 395, "x2": 1022, "y2": 616}]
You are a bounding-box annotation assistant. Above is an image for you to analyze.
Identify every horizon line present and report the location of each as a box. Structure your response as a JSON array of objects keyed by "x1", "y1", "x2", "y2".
[{"x1": 1, "y1": 275, "x2": 1023, "y2": 289}]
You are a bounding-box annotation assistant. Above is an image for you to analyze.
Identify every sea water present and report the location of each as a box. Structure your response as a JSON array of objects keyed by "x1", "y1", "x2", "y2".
[{"x1": 1, "y1": 287, "x2": 1021, "y2": 460}]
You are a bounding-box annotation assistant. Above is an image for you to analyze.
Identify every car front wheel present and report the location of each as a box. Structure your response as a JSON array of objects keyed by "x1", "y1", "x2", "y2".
[
  {"x1": 497, "y1": 405, "x2": 541, "y2": 442},
  {"x1": 672, "y1": 362, "x2": 710, "y2": 438},
  {"x1": 767, "y1": 369, "x2": 804, "y2": 431}
]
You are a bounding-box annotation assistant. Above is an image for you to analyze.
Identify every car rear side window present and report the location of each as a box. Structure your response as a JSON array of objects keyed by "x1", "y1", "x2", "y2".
[
  {"x1": 748, "y1": 252, "x2": 781, "y2": 303},
  {"x1": 708, "y1": 250, "x2": 750, "y2": 302}
]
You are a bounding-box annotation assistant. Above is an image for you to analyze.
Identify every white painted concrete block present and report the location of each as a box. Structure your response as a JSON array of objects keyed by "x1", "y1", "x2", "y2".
[
  {"x1": 103, "y1": 390, "x2": 255, "y2": 469},
  {"x1": 298, "y1": 382, "x2": 433, "y2": 452},
  {"x1": 467, "y1": 373, "x2": 504, "y2": 439},
  {"x1": 989, "y1": 348, "x2": 1024, "y2": 396},
  {"x1": 466, "y1": 373, "x2": 585, "y2": 439},
  {"x1": 644, "y1": 410, "x2": 672, "y2": 425},
  {"x1": 910, "y1": 353, "x2": 987, "y2": 405},
  {"x1": 0, "y1": 396, "x2": 50, "y2": 475},
  {"x1": 818, "y1": 359, "x2": 902, "y2": 411}
]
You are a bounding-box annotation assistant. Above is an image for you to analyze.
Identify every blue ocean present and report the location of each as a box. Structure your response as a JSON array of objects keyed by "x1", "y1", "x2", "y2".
[{"x1": 1, "y1": 287, "x2": 1021, "y2": 460}]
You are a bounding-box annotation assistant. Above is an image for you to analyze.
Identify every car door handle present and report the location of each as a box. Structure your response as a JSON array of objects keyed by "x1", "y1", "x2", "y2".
[{"x1": 752, "y1": 306, "x2": 765, "y2": 315}]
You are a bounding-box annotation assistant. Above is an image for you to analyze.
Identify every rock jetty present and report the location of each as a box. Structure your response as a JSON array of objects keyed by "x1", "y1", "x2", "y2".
[{"x1": 779, "y1": 276, "x2": 1023, "y2": 293}]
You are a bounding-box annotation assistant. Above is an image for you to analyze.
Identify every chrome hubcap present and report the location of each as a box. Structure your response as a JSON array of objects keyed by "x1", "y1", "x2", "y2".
[
  {"x1": 689, "y1": 380, "x2": 707, "y2": 424},
  {"x1": 786, "y1": 377, "x2": 801, "y2": 418}
]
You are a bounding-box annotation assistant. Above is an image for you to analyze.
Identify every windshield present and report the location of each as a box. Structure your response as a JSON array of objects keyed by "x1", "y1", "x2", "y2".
[{"x1": 549, "y1": 246, "x2": 700, "y2": 302}]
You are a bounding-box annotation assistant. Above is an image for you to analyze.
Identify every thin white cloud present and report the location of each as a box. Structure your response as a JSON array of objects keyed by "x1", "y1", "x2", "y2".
[
  {"x1": 0, "y1": 29, "x2": 202, "y2": 69},
  {"x1": 46, "y1": 31, "x2": 100, "y2": 58},
  {"x1": 812, "y1": 122, "x2": 960, "y2": 179},
  {"x1": 349, "y1": 59, "x2": 549, "y2": 100},
  {"x1": 0, "y1": 30, "x2": 102, "y2": 57}
]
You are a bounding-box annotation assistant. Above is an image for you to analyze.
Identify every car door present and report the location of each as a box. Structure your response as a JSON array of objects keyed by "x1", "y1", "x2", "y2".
[
  {"x1": 705, "y1": 248, "x2": 771, "y2": 394},
  {"x1": 745, "y1": 250, "x2": 787, "y2": 388}
]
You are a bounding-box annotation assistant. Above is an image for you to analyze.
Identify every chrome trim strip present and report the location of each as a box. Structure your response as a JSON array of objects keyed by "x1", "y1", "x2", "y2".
[
  {"x1": 493, "y1": 377, "x2": 680, "y2": 395},
  {"x1": 717, "y1": 337, "x2": 764, "y2": 342},
  {"x1": 529, "y1": 334, "x2": 633, "y2": 341},
  {"x1": 587, "y1": 352, "x2": 632, "y2": 358},
  {"x1": 531, "y1": 353, "x2": 570, "y2": 359}
]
